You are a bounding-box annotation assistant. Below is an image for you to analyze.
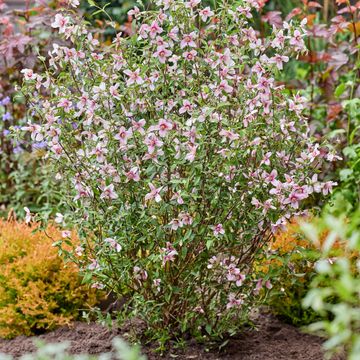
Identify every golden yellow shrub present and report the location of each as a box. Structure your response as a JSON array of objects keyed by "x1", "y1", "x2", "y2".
[{"x1": 0, "y1": 220, "x2": 99, "y2": 339}]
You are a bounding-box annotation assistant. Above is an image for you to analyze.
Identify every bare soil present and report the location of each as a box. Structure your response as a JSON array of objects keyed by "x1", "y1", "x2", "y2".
[{"x1": 0, "y1": 313, "x2": 344, "y2": 359}]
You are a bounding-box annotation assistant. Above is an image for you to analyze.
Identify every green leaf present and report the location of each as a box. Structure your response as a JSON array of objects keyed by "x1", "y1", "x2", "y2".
[
  {"x1": 335, "y1": 83, "x2": 346, "y2": 98},
  {"x1": 87, "y1": 0, "x2": 97, "y2": 7},
  {"x1": 339, "y1": 168, "x2": 353, "y2": 181}
]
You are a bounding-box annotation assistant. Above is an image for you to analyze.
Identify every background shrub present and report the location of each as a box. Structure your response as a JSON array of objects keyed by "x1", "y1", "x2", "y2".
[
  {"x1": 0, "y1": 220, "x2": 100, "y2": 339},
  {"x1": 264, "y1": 219, "x2": 322, "y2": 326},
  {"x1": 303, "y1": 211, "x2": 360, "y2": 359}
]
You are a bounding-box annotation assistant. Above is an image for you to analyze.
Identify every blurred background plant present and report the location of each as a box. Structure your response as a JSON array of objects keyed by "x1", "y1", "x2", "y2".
[
  {"x1": 0, "y1": 337, "x2": 146, "y2": 360},
  {"x1": 302, "y1": 210, "x2": 360, "y2": 360},
  {"x1": 0, "y1": 0, "x2": 64, "y2": 217}
]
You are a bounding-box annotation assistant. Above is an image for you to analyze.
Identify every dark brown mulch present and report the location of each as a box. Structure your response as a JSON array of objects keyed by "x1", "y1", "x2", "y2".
[{"x1": 0, "y1": 313, "x2": 344, "y2": 359}]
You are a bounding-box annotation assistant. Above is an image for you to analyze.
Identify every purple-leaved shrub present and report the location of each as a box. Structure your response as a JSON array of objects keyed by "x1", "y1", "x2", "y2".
[{"x1": 21, "y1": 0, "x2": 337, "y2": 344}]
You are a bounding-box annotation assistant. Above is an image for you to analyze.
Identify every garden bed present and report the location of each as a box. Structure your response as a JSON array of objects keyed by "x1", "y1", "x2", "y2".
[{"x1": 0, "y1": 313, "x2": 344, "y2": 359}]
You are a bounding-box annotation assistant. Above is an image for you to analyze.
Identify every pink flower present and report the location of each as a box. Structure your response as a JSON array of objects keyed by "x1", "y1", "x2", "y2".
[
  {"x1": 169, "y1": 218, "x2": 183, "y2": 230},
  {"x1": 51, "y1": 14, "x2": 69, "y2": 33},
  {"x1": 91, "y1": 143, "x2": 108, "y2": 163},
  {"x1": 161, "y1": 242, "x2": 178, "y2": 266},
  {"x1": 179, "y1": 100, "x2": 194, "y2": 114},
  {"x1": 110, "y1": 84, "x2": 120, "y2": 99},
  {"x1": 21, "y1": 68, "x2": 37, "y2": 81},
  {"x1": 251, "y1": 197, "x2": 261, "y2": 209},
  {"x1": 185, "y1": 0, "x2": 201, "y2": 8},
  {"x1": 269, "y1": 54, "x2": 289, "y2": 70},
  {"x1": 264, "y1": 169, "x2": 278, "y2": 185},
  {"x1": 283, "y1": 192, "x2": 303, "y2": 209},
  {"x1": 58, "y1": 98, "x2": 71, "y2": 112},
  {"x1": 226, "y1": 265, "x2": 245, "y2": 286},
  {"x1": 322, "y1": 181, "x2": 337, "y2": 195},
  {"x1": 133, "y1": 266, "x2": 148, "y2": 281},
  {"x1": 289, "y1": 29, "x2": 305, "y2": 50},
  {"x1": 153, "y1": 46, "x2": 172, "y2": 63},
  {"x1": 185, "y1": 143, "x2": 198, "y2": 162},
  {"x1": 75, "y1": 246, "x2": 83, "y2": 256},
  {"x1": 21, "y1": 121, "x2": 43, "y2": 142},
  {"x1": 213, "y1": 223, "x2": 225, "y2": 236},
  {"x1": 183, "y1": 50, "x2": 197, "y2": 61},
  {"x1": 157, "y1": 118, "x2": 173, "y2": 137},
  {"x1": 88, "y1": 259, "x2": 100, "y2": 271},
  {"x1": 272, "y1": 30, "x2": 285, "y2": 49},
  {"x1": 144, "y1": 133, "x2": 163, "y2": 154},
  {"x1": 100, "y1": 184, "x2": 118, "y2": 200},
  {"x1": 179, "y1": 212, "x2": 193, "y2": 225},
  {"x1": 114, "y1": 126, "x2": 132, "y2": 145},
  {"x1": 125, "y1": 167, "x2": 140, "y2": 182},
  {"x1": 149, "y1": 21, "x2": 163, "y2": 39},
  {"x1": 62, "y1": 230, "x2": 71, "y2": 238},
  {"x1": 104, "y1": 237, "x2": 122, "y2": 252},
  {"x1": 219, "y1": 129, "x2": 239, "y2": 142},
  {"x1": 124, "y1": 68, "x2": 144, "y2": 86},
  {"x1": 132, "y1": 119, "x2": 146, "y2": 134},
  {"x1": 199, "y1": 7, "x2": 214, "y2": 22},
  {"x1": 236, "y1": 6, "x2": 252, "y2": 19},
  {"x1": 261, "y1": 152, "x2": 272, "y2": 166},
  {"x1": 215, "y1": 80, "x2": 233, "y2": 96},
  {"x1": 180, "y1": 32, "x2": 197, "y2": 48},
  {"x1": 128, "y1": 6, "x2": 140, "y2": 18},
  {"x1": 145, "y1": 183, "x2": 162, "y2": 202},
  {"x1": 226, "y1": 293, "x2": 243, "y2": 309},
  {"x1": 171, "y1": 192, "x2": 184, "y2": 204},
  {"x1": 217, "y1": 48, "x2": 235, "y2": 67}
]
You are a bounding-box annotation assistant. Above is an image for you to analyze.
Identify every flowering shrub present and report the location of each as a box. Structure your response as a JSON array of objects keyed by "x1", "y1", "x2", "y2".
[
  {"x1": 21, "y1": 0, "x2": 336, "y2": 343},
  {"x1": 0, "y1": 220, "x2": 100, "y2": 339}
]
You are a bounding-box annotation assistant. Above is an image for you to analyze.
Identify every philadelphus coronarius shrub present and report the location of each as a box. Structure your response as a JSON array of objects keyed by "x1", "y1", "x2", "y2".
[{"x1": 21, "y1": 0, "x2": 337, "y2": 342}]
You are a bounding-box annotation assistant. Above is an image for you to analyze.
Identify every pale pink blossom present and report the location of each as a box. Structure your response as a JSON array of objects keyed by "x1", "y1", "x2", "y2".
[
  {"x1": 179, "y1": 100, "x2": 194, "y2": 114},
  {"x1": 125, "y1": 167, "x2": 140, "y2": 182},
  {"x1": 269, "y1": 54, "x2": 289, "y2": 70},
  {"x1": 114, "y1": 126, "x2": 132, "y2": 145},
  {"x1": 145, "y1": 183, "x2": 162, "y2": 202},
  {"x1": 100, "y1": 184, "x2": 118, "y2": 200},
  {"x1": 213, "y1": 223, "x2": 225, "y2": 236},
  {"x1": 185, "y1": 0, "x2": 201, "y2": 8},
  {"x1": 51, "y1": 14, "x2": 69, "y2": 33},
  {"x1": 180, "y1": 32, "x2": 197, "y2": 48},
  {"x1": 144, "y1": 133, "x2": 163, "y2": 153},
  {"x1": 21, "y1": 68, "x2": 37, "y2": 81},
  {"x1": 226, "y1": 293, "x2": 243, "y2": 309},
  {"x1": 183, "y1": 50, "x2": 197, "y2": 61},
  {"x1": 104, "y1": 237, "x2": 122, "y2": 252},
  {"x1": 199, "y1": 7, "x2": 214, "y2": 22},
  {"x1": 153, "y1": 46, "x2": 172, "y2": 63},
  {"x1": 124, "y1": 68, "x2": 144, "y2": 86},
  {"x1": 149, "y1": 21, "x2": 163, "y2": 39}
]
